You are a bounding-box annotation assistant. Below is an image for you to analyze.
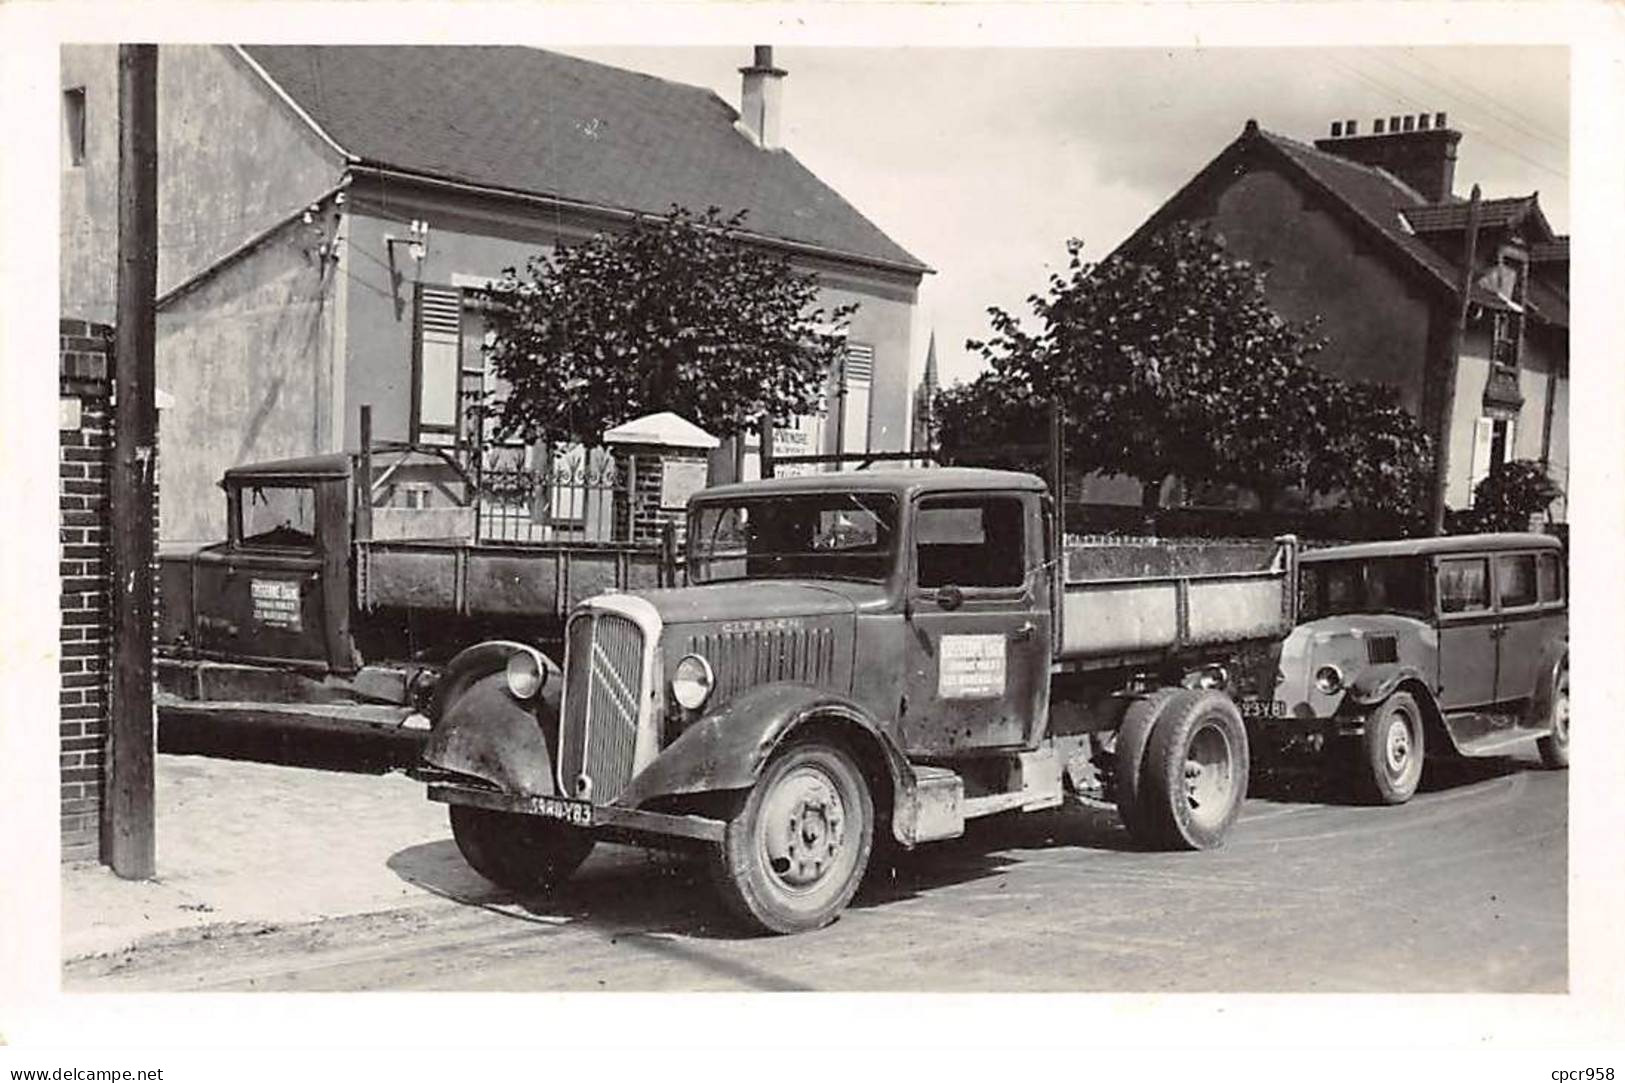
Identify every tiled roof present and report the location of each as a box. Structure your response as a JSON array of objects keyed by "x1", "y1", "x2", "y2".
[
  {"x1": 240, "y1": 45, "x2": 927, "y2": 274},
  {"x1": 1400, "y1": 196, "x2": 1549, "y2": 235},
  {"x1": 1530, "y1": 238, "x2": 1569, "y2": 262}
]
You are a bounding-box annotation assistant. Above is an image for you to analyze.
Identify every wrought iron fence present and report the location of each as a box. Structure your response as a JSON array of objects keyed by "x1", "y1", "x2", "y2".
[{"x1": 475, "y1": 445, "x2": 625, "y2": 544}]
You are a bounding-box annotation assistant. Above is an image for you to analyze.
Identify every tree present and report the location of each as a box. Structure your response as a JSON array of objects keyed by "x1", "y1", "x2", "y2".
[
  {"x1": 960, "y1": 223, "x2": 1432, "y2": 518},
  {"x1": 480, "y1": 206, "x2": 856, "y2": 447},
  {"x1": 933, "y1": 370, "x2": 1050, "y2": 475},
  {"x1": 1451, "y1": 460, "x2": 1562, "y2": 533}
]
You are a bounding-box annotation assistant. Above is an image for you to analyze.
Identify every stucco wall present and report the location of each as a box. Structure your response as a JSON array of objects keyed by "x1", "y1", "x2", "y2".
[
  {"x1": 1209, "y1": 167, "x2": 1435, "y2": 416},
  {"x1": 157, "y1": 220, "x2": 336, "y2": 541},
  {"x1": 59, "y1": 45, "x2": 343, "y2": 325},
  {"x1": 338, "y1": 188, "x2": 918, "y2": 456}
]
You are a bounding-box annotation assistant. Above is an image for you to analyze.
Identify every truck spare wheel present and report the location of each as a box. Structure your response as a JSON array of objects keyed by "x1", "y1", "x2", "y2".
[
  {"x1": 1138, "y1": 690, "x2": 1250, "y2": 850},
  {"x1": 709, "y1": 737, "x2": 875, "y2": 935}
]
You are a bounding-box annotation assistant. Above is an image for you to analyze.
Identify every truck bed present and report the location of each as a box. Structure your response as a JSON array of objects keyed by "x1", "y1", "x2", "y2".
[{"x1": 1058, "y1": 538, "x2": 1295, "y2": 661}]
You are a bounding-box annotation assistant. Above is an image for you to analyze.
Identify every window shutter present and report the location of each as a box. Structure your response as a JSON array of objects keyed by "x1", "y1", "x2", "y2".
[
  {"x1": 415, "y1": 285, "x2": 461, "y2": 443},
  {"x1": 1468, "y1": 417, "x2": 1495, "y2": 504},
  {"x1": 840, "y1": 343, "x2": 875, "y2": 458}
]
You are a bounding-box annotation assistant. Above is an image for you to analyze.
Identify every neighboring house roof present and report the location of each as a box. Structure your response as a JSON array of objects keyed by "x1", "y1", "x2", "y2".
[
  {"x1": 238, "y1": 45, "x2": 928, "y2": 275},
  {"x1": 1113, "y1": 121, "x2": 1566, "y2": 327},
  {"x1": 1401, "y1": 195, "x2": 1555, "y2": 239},
  {"x1": 1530, "y1": 237, "x2": 1569, "y2": 263}
]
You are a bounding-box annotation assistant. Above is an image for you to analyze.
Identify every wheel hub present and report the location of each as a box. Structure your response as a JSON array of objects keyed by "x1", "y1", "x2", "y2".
[
  {"x1": 1385, "y1": 718, "x2": 1411, "y2": 775},
  {"x1": 1183, "y1": 721, "x2": 1235, "y2": 830},
  {"x1": 761, "y1": 768, "x2": 846, "y2": 891}
]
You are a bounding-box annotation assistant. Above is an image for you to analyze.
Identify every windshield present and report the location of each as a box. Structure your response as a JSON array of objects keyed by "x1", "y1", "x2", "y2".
[
  {"x1": 1299, "y1": 555, "x2": 1429, "y2": 621},
  {"x1": 689, "y1": 492, "x2": 899, "y2": 584},
  {"x1": 240, "y1": 484, "x2": 317, "y2": 550}
]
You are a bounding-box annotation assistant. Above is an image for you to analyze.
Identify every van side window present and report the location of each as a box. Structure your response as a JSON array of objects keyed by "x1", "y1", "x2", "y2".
[
  {"x1": 1497, "y1": 553, "x2": 1538, "y2": 609},
  {"x1": 916, "y1": 496, "x2": 1025, "y2": 589},
  {"x1": 1437, "y1": 558, "x2": 1489, "y2": 614},
  {"x1": 1537, "y1": 552, "x2": 1563, "y2": 603}
]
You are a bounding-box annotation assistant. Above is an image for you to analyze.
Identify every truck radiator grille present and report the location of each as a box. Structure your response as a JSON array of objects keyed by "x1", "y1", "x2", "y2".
[
  {"x1": 686, "y1": 626, "x2": 838, "y2": 700},
  {"x1": 558, "y1": 612, "x2": 644, "y2": 804}
]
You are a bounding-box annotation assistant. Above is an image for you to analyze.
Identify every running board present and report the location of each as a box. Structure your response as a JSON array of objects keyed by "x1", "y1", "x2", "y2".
[{"x1": 1453, "y1": 729, "x2": 1546, "y2": 758}]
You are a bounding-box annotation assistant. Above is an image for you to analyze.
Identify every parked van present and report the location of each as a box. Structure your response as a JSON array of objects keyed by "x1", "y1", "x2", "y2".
[{"x1": 1247, "y1": 533, "x2": 1567, "y2": 804}]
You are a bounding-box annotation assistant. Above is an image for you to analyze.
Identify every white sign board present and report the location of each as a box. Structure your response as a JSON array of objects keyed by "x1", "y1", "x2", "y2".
[
  {"x1": 660, "y1": 459, "x2": 709, "y2": 509},
  {"x1": 938, "y1": 634, "x2": 1007, "y2": 699}
]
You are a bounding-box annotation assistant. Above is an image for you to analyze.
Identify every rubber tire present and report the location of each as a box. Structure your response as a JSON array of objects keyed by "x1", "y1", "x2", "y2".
[
  {"x1": 1140, "y1": 690, "x2": 1251, "y2": 850},
  {"x1": 449, "y1": 805, "x2": 594, "y2": 893},
  {"x1": 1114, "y1": 688, "x2": 1198, "y2": 843},
  {"x1": 709, "y1": 738, "x2": 874, "y2": 935},
  {"x1": 1537, "y1": 666, "x2": 1569, "y2": 769},
  {"x1": 1355, "y1": 691, "x2": 1426, "y2": 805}
]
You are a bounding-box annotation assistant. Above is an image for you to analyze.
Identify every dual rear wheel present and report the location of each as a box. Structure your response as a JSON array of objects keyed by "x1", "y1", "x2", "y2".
[{"x1": 1115, "y1": 688, "x2": 1250, "y2": 850}]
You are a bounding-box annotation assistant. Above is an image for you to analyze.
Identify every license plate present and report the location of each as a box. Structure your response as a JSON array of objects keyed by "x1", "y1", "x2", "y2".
[
  {"x1": 1240, "y1": 699, "x2": 1288, "y2": 719},
  {"x1": 523, "y1": 794, "x2": 595, "y2": 827}
]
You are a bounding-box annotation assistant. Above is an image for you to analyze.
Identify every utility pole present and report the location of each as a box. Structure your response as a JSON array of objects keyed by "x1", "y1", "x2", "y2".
[
  {"x1": 107, "y1": 44, "x2": 158, "y2": 878},
  {"x1": 1431, "y1": 183, "x2": 1482, "y2": 536}
]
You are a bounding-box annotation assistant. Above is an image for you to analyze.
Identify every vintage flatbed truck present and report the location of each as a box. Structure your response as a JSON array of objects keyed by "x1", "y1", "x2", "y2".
[
  {"x1": 157, "y1": 448, "x2": 677, "y2": 723},
  {"x1": 414, "y1": 467, "x2": 1300, "y2": 933}
]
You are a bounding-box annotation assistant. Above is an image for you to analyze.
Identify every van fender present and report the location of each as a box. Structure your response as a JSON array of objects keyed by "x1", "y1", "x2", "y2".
[
  {"x1": 422, "y1": 641, "x2": 563, "y2": 798},
  {"x1": 1523, "y1": 640, "x2": 1568, "y2": 728},
  {"x1": 614, "y1": 682, "x2": 919, "y2": 846},
  {"x1": 1345, "y1": 664, "x2": 1432, "y2": 708}
]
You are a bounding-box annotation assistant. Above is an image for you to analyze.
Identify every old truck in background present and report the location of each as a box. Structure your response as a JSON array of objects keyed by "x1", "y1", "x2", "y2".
[
  {"x1": 157, "y1": 439, "x2": 678, "y2": 725},
  {"x1": 414, "y1": 467, "x2": 1301, "y2": 933}
]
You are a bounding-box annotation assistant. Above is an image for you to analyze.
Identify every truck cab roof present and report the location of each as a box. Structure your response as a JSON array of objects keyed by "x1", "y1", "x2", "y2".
[
  {"x1": 697, "y1": 467, "x2": 1047, "y2": 503},
  {"x1": 223, "y1": 452, "x2": 353, "y2": 484}
]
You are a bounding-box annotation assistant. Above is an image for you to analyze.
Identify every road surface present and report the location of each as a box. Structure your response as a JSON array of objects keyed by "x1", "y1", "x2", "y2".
[{"x1": 65, "y1": 752, "x2": 1565, "y2": 993}]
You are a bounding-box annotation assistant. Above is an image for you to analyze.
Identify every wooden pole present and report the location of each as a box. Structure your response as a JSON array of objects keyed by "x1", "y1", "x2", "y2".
[
  {"x1": 758, "y1": 415, "x2": 775, "y2": 479},
  {"x1": 357, "y1": 404, "x2": 374, "y2": 542},
  {"x1": 107, "y1": 44, "x2": 158, "y2": 879},
  {"x1": 1431, "y1": 183, "x2": 1482, "y2": 536}
]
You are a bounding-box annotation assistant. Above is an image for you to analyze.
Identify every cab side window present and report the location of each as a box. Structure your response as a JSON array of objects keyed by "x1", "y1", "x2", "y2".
[
  {"x1": 1537, "y1": 552, "x2": 1564, "y2": 604},
  {"x1": 1497, "y1": 553, "x2": 1538, "y2": 609},
  {"x1": 915, "y1": 496, "x2": 1025, "y2": 590},
  {"x1": 1437, "y1": 558, "x2": 1490, "y2": 614}
]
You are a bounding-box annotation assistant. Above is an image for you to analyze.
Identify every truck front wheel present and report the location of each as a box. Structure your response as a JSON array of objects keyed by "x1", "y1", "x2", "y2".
[
  {"x1": 1355, "y1": 691, "x2": 1425, "y2": 804},
  {"x1": 449, "y1": 805, "x2": 594, "y2": 894},
  {"x1": 1140, "y1": 690, "x2": 1250, "y2": 850},
  {"x1": 709, "y1": 737, "x2": 874, "y2": 935}
]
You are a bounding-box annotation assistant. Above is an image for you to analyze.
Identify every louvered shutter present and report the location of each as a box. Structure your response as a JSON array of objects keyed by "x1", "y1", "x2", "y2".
[
  {"x1": 840, "y1": 343, "x2": 874, "y2": 458},
  {"x1": 415, "y1": 285, "x2": 461, "y2": 443}
]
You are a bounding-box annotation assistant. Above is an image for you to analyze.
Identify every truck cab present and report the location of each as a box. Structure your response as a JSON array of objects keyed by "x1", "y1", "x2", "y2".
[{"x1": 418, "y1": 469, "x2": 1295, "y2": 933}]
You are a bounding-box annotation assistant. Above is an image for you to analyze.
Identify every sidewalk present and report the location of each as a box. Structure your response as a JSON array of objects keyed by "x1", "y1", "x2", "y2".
[{"x1": 61, "y1": 753, "x2": 494, "y2": 961}]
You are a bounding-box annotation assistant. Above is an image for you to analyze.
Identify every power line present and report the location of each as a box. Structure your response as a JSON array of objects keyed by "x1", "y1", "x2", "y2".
[{"x1": 1356, "y1": 48, "x2": 1568, "y2": 156}]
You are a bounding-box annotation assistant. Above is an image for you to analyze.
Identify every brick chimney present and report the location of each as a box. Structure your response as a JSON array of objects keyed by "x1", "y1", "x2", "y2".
[
  {"x1": 1314, "y1": 112, "x2": 1462, "y2": 203},
  {"x1": 739, "y1": 45, "x2": 787, "y2": 149}
]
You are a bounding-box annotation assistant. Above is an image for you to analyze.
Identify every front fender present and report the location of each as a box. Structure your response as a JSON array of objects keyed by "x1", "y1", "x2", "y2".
[
  {"x1": 614, "y1": 682, "x2": 916, "y2": 838},
  {"x1": 1345, "y1": 664, "x2": 1431, "y2": 707},
  {"x1": 422, "y1": 641, "x2": 563, "y2": 797}
]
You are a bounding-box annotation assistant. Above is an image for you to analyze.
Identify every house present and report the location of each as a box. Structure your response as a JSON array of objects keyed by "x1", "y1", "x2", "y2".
[
  {"x1": 1109, "y1": 113, "x2": 1568, "y2": 522},
  {"x1": 59, "y1": 45, "x2": 930, "y2": 541}
]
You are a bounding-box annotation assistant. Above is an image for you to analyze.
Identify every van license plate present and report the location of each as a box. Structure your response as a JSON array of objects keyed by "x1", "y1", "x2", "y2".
[
  {"x1": 523, "y1": 795, "x2": 595, "y2": 827},
  {"x1": 1241, "y1": 700, "x2": 1288, "y2": 719}
]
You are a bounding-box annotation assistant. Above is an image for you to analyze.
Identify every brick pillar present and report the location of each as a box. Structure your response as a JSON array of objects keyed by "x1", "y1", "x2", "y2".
[
  {"x1": 613, "y1": 444, "x2": 710, "y2": 544},
  {"x1": 59, "y1": 318, "x2": 115, "y2": 862}
]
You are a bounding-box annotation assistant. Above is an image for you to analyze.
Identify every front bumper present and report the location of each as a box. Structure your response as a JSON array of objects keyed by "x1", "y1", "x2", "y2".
[
  {"x1": 421, "y1": 775, "x2": 726, "y2": 843},
  {"x1": 1244, "y1": 709, "x2": 1366, "y2": 758}
]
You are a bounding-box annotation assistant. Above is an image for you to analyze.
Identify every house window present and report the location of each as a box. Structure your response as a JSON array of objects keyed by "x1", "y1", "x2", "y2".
[
  {"x1": 1468, "y1": 416, "x2": 1516, "y2": 503},
  {"x1": 413, "y1": 284, "x2": 463, "y2": 445},
  {"x1": 838, "y1": 342, "x2": 874, "y2": 461},
  {"x1": 62, "y1": 87, "x2": 86, "y2": 168}
]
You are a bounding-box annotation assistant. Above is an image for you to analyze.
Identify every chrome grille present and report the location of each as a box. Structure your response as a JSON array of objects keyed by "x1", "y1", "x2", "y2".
[
  {"x1": 558, "y1": 612, "x2": 644, "y2": 804},
  {"x1": 686, "y1": 626, "x2": 838, "y2": 700}
]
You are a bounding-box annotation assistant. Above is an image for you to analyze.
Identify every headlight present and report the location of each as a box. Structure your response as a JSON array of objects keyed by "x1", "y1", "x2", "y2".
[
  {"x1": 1314, "y1": 664, "x2": 1344, "y2": 695},
  {"x1": 671, "y1": 654, "x2": 715, "y2": 711},
  {"x1": 505, "y1": 649, "x2": 546, "y2": 700}
]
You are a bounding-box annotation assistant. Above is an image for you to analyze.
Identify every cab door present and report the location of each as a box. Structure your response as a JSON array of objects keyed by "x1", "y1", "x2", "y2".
[
  {"x1": 900, "y1": 492, "x2": 1051, "y2": 757},
  {"x1": 1434, "y1": 555, "x2": 1498, "y2": 711}
]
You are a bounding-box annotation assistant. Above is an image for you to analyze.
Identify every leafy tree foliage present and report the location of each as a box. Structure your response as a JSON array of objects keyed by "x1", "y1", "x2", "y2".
[
  {"x1": 481, "y1": 206, "x2": 856, "y2": 446},
  {"x1": 1451, "y1": 459, "x2": 1563, "y2": 533},
  {"x1": 957, "y1": 223, "x2": 1432, "y2": 517}
]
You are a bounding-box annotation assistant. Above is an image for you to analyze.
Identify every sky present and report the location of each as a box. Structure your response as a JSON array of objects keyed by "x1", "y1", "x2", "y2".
[{"x1": 563, "y1": 45, "x2": 1570, "y2": 391}]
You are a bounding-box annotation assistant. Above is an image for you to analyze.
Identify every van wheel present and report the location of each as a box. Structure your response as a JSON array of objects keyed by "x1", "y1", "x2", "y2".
[
  {"x1": 710, "y1": 738, "x2": 874, "y2": 935},
  {"x1": 449, "y1": 805, "x2": 594, "y2": 893},
  {"x1": 1140, "y1": 690, "x2": 1250, "y2": 850},
  {"x1": 1537, "y1": 667, "x2": 1569, "y2": 769},
  {"x1": 1356, "y1": 691, "x2": 1425, "y2": 804},
  {"x1": 1114, "y1": 688, "x2": 1196, "y2": 843}
]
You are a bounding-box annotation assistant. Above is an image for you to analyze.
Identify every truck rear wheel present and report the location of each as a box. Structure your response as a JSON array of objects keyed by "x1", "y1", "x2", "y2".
[
  {"x1": 709, "y1": 737, "x2": 874, "y2": 935},
  {"x1": 1140, "y1": 690, "x2": 1250, "y2": 850},
  {"x1": 1355, "y1": 691, "x2": 1425, "y2": 804},
  {"x1": 1114, "y1": 687, "x2": 1196, "y2": 842},
  {"x1": 449, "y1": 805, "x2": 594, "y2": 894},
  {"x1": 1537, "y1": 667, "x2": 1569, "y2": 769}
]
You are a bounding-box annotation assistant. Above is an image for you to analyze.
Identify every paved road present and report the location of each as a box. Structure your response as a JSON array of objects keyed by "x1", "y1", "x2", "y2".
[{"x1": 65, "y1": 751, "x2": 1565, "y2": 993}]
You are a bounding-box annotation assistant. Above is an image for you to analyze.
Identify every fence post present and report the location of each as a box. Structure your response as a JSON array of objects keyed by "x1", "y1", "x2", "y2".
[
  {"x1": 758, "y1": 416, "x2": 775, "y2": 479},
  {"x1": 357, "y1": 404, "x2": 373, "y2": 542}
]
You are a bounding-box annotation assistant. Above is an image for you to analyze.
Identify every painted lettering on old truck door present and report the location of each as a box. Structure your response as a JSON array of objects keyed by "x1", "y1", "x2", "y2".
[
  {"x1": 250, "y1": 578, "x2": 303, "y2": 631},
  {"x1": 938, "y1": 633, "x2": 1007, "y2": 698}
]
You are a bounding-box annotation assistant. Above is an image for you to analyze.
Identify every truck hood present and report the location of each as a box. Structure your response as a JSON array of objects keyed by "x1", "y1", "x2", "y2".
[{"x1": 633, "y1": 579, "x2": 886, "y2": 627}]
